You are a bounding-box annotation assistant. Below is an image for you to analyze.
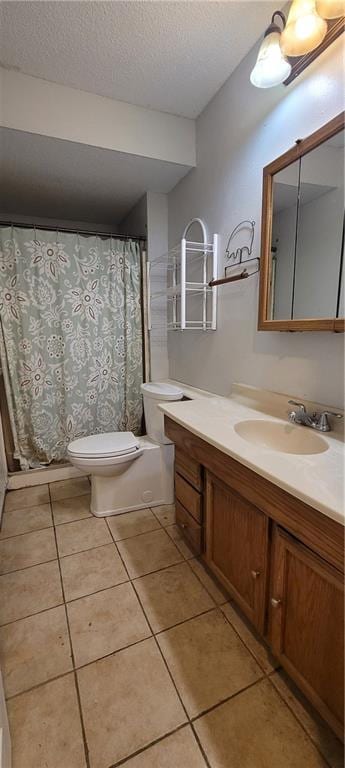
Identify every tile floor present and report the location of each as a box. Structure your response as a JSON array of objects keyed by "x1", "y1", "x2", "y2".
[{"x1": 0, "y1": 479, "x2": 343, "y2": 768}]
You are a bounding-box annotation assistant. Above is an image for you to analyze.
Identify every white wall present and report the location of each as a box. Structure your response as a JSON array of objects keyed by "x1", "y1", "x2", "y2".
[
  {"x1": 0, "y1": 212, "x2": 118, "y2": 234},
  {"x1": 147, "y1": 192, "x2": 169, "y2": 380},
  {"x1": 119, "y1": 192, "x2": 169, "y2": 381},
  {"x1": 0, "y1": 69, "x2": 196, "y2": 167},
  {"x1": 168, "y1": 36, "x2": 345, "y2": 408},
  {"x1": 119, "y1": 196, "x2": 147, "y2": 238}
]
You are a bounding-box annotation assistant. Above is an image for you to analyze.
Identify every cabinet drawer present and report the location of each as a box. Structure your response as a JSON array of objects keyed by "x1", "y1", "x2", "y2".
[
  {"x1": 175, "y1": 472, "x2": 202, "y2": 524},
  {"x1": 176, "y1": 500, "x2": 202, "y2": 555},
  {"x1": 175, "y1": 447, "x2": 203, "y2": 491}
]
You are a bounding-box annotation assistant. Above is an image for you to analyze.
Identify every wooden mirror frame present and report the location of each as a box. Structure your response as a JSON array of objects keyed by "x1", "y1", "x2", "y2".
[{"x1": 258, "y1": 112, "x2": 345, "y2": 332}]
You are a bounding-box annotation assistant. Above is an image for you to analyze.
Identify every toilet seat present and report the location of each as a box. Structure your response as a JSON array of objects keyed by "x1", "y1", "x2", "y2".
[{"x1": 68, "y1": 431, "x2": 140, "y2": 459}]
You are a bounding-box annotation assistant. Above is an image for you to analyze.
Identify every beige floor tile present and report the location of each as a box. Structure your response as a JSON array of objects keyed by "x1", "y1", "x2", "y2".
[
  {"x1": 8, "y1": 674, "x2": 87, "y2": 768},
  {"x1": 52, "y1": 494, "x2": 91, "y2": 525},
  {"x1": 56, "y1": 516, "x2": 111, "y2": 557},
  {"x1": 271, "y1": 670, "x2": 344, "y2": 768},
  {"x1": 67, "y1": 583, "x2": 151, "y2": 667},
  {"x1": 222, "y1": 602, "x2": 278, "y2": 675},
  {"x1": 157, "y1": 609, "x2": 262, "y2": 718},
  {"x1": 77, "y1": 637, "x2": 186, "y2": 768},
  {"x1": 121, "y1": 726, "x2": 206, "y2": 767},
  {"x1": 134, "y1": 562, "x2": 214, "y2": 632},
  {"x1": 166, "y1": 524, "x2": 195, "y2": 559},
  {"x1": 0, "y1": 504, "x2": 53, "y2": 539},
  {"x1": 49, "y1": 476, "x2": 90, "y2": 501},
  {"x1": 189, "y1": 558, "x2": 228, "y2": 604},
  {"x1": 5, "y1": 484, "x2": 49, "y2": 512},
  {"x1": 0, "y1": 560, "x2": 63, "y2": 625},
  {"x1": 152, "y1": 504, "x2": 176, "y2": 528},
  {"x1": 194, "y1": 678, "x2": 327, "y2": 768},
  {"x1": 61, "y1": 543, "x2": 128, "y2": 601},
  {"x1": 117, "y1": 528, "x2": 183, "y2": 578},
  {"x1": 0, "y1": 528, "x2": 57, "y2": 574},
  {"x1": 107, "y1": 507, "x2": 160, "y2": 540},
  {"x1": 0, "y1": 605, "x2": 72, "y2": 697}
]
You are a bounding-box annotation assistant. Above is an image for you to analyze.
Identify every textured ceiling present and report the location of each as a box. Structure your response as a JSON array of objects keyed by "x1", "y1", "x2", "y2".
[
  {"x1": 1, "y1": 1, "x2": 278, "y2": 118},
  {"x1": 0, "y1": 128, "x2": 190, "y2": 225}
]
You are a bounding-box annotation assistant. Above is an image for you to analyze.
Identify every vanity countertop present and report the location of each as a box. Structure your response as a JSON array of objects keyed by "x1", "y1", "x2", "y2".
[{"x1": 159, "y1": 383, "x2": 345, "y2": 526}]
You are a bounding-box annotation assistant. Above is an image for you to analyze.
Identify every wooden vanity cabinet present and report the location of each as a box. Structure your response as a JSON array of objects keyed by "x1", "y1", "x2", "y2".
[
  {"x1": 166, "y1": 416, "x2": 344, "y2": 739},
  {"x1": 270, "y1": 526, "x2": 344, "y2": 739},
  {"x1": 205, "y1": 472, "x2": 269, "y2": 633},
  {"x1": 174, "y1": 447, "x2": 204, "y2": 555}
]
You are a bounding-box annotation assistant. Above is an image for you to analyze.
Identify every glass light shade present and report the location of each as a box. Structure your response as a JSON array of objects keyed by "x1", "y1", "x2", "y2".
[
  {"x1": 281, "y1": 0, "x2": 327, "y2": 56},
  {"x1": 250, "y1": 31, "x2": 292, "y2": 88},
  {"x1": 316, "y1": 0, "x2": 345, "y2": 18}
]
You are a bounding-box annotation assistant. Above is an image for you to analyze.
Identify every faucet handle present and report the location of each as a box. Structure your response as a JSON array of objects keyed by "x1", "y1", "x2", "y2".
[
  {"x1": 288, "y1": 400, "x2": 306, "y2": 412},
  {"x1": 315, "y1": 411, "x2": 343, "y2": 432}
]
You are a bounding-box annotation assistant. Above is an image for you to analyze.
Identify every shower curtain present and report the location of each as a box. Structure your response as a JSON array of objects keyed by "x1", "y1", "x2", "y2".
[{"x1": 0, "y1": 227, "x2": 144, "y2": 469}]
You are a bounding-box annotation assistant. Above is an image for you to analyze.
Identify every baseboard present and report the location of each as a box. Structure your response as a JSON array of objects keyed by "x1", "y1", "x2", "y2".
[{"x1": 7, "y1": 463, "x2": 85, "y2": 490}]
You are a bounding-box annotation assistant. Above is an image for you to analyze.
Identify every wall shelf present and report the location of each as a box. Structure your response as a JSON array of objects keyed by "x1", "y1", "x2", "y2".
[{"x1": 148, "y1": 218, "x2": 218, "y2": 331}]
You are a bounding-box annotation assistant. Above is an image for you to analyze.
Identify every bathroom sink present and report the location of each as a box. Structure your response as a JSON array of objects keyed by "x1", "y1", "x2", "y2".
[{"x1": 234, "y1": 419, "x2": 329, "y2": 455}]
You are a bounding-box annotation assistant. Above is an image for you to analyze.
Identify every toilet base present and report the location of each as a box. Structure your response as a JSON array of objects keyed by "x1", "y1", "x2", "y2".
[{"x1": 90, "y1": 437, "x2": 175, "y2": 517}]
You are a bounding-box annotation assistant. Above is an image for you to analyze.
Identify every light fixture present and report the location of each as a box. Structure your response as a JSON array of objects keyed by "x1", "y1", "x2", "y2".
[
  {"x1": 280, "y1": 0, "x2": 327, "y2": 56},
  {"x1": 250, "y1": 11, "x2": 292, "y2": 88},
  {"x1": 315, "y1": 0, "x2": 345, "y2": 19}
]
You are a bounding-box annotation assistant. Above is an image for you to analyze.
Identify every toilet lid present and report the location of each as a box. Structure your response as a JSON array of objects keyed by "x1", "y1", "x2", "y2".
[
  {"x1": 140, "y1": 382, "x2": 183, "y2": 400},
  {"x1": 68, "y1": 432, "x2": 140, "y2": 458}
]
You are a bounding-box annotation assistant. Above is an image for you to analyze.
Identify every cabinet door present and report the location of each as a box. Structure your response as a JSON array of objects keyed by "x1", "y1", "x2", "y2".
[
  {"x1": 270, "y1": 526, "x2": 344, "y2": 739},
  {"x1": 205, "y1": 471, "x2": 269, "y2": 632}
]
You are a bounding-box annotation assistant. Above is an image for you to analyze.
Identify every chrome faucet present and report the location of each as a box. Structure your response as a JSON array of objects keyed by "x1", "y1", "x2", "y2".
[{"x1": 287, "y1": 400, "x2": 343, "y2": 433}]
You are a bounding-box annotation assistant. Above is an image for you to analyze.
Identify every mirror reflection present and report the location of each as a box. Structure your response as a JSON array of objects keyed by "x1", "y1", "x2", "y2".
[{"x1": 269, "y1": 129, "x2": 344, "y2": 321}]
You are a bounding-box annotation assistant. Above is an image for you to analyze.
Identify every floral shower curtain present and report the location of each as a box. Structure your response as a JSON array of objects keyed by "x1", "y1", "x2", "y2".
[{"x1": 0, "y1": 227, "x2": 144, "y2": 469}]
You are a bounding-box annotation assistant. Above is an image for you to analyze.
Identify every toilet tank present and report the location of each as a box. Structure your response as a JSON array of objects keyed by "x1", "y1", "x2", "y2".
[{"x1": 141, "y1": 383, "x2": 183, "y2": 444}]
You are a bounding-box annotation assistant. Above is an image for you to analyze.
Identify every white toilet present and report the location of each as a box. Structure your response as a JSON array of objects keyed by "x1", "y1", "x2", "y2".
[{"x1": 67, "y1": 382, "x2": 183, "y2": 517}]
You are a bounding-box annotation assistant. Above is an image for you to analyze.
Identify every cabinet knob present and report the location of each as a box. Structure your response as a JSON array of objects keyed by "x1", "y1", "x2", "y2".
[
  {"x1": 251, "y1": 570, "x2": 261, "y2": 579},
  {"x1": 180, "y1": 522, "x2": 188, "y2": 529},
  {"x1": 271, "y1": 598, "x2": 282, "y2": 608}
]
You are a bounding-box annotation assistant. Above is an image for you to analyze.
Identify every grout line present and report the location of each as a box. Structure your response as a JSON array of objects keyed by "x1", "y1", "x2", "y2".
[
  {"x1": 58, "y1": 539, "x2": 113, "y2": 559},
  {"x1": 152, "y1": 606, "x2": 217, "y2": 638},
  {"x1": 64, "y1": 577, "x2": 130, "y2": 605},
  {"x1": 0, "y1": 598, "x2": 65, "y2": 629},
  {"x1": 4, "y1": 668, "x2": 76, "y2": 702},
  {"x1": 107, "y1": 724, "x2": 198, "y2": 768},
  {"x1": 0, "y1": 522, "x2": 54, "y2": 541},
  {"x1": 164, "y1": 524, "x2": 196, "y2": 560},
  {"x1": 48, "y1": 483, "x2": 91, "y2": 768},
  {"x1": 190, "y1": 675, "x2": 266, "y2": 724},
  {"x1": 186, "y1": 557, "x2": 229, "y2": 606},
  {"x1": 3, "y1": 497, "x2": 51, "y2": 515},
  {"x1": 220, "y1": 602, "x2": 277, "y2": 677},
  {"x1": 53, "y1": 513, "x2": 92, "y2": 527},
  {"x1": 106, "y1": 518, "x2": 193, "y2": 736},
  {"x1": 266, "y1": 673, "x2": 339, "y2": 768},
  {"x1": 105, "y1": 521, "x2": 163, "y2": 543},
  {"x1": 0, "y1": 555, "x2": 57, "y2": 578},
  {"x1": 189, "y1": 724, "x2": 212, "y2": 768},
  {"x1": 112, "y1": 556, "x2": 185, "y2": 581}
]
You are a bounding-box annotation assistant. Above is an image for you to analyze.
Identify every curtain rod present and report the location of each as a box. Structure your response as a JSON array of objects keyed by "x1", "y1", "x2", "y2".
[{"x1": 0, "y1": 220, "x2": 146, "y2": 242}]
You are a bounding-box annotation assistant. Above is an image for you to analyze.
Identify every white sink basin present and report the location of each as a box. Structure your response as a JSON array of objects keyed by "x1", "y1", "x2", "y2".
[{"x1": 234, "y1": 419, "x2": 329, "y2": 455}]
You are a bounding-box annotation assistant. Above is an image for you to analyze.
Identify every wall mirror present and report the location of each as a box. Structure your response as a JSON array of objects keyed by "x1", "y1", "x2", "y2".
[{"x1": 258, "y1": 112, "x2": 344, "y2": 332}]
